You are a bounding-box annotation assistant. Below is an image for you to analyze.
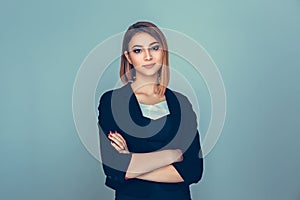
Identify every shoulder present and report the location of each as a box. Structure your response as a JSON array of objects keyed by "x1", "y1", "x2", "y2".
[
  {"x1": 165, "y1": 87, "x2": 196, "y2": 117},
  {"x1": 99, "y1": 84, "x2": 130, "y2": 103},
  {"x1": 166, "y1": 88, "x2": 198, "y2": 130},
  {"x1": 165, "y1": 87, "x2": 191, "y2": 105}
]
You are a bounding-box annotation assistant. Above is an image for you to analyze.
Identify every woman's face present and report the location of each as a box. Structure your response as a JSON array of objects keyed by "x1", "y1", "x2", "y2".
[{"x1": 125, "y1": 32, "x2": 163, "y2": 79}]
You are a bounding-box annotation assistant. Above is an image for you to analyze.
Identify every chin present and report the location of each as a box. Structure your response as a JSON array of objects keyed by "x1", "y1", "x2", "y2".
[
  {"x1": 135, "y1": 71, "x2": 159, "y2": 78},
  {"x1": 136, "y1": 69, "x2": 159, "y2": 76}
]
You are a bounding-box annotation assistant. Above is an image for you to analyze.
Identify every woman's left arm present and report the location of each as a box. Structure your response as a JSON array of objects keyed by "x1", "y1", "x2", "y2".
[
  {"x1": 135, "y1": 130, "x2": 203, "y2": 184},
  {"x1": 109, "y1": 130, "x2": 202, "y2": 183},
  {"x1": 109, "y1": 132, "x2": 184, "y2": 183},
  {"x1": 169, "y1": 95, "x2": 204, "y2": 185},
  {"x1": 135, "y1": 164, "x2": 184, "y2": 183}
]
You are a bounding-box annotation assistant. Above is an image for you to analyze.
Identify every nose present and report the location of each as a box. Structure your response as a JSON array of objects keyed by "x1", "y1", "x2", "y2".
[{"x1": 144, "y1": 48, "x2": 152, "y2": 61}]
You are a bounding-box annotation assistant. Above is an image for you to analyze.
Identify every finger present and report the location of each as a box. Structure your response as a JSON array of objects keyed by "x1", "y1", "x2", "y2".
[
  {"x1": 111, "y1": 131, "x2": 125, "y2": 142},
  {"x1": 108, "y1": 131, "x2": 128, "y2": 151},
  {"x1": 114, "y1": 133, "x2": 128, "y2": 151},
  {"x1": 110, "y1": 132, "x2": 126, "y2": 146},
  {"x1": 110, "y1": 133, "x2": 123, "y2": 145},
  {"x1": 111, "y1": 141, "x2": 126, "y2": 153},
  {"x1": 108, "y1": 134, "x2": 124, "y2": 148},
  {"x1": 114, "y1": 132, "x2": 127, "y2": 144},
  {"x1": 110, "y1": 141, "x2": 123, "y2": 151}
]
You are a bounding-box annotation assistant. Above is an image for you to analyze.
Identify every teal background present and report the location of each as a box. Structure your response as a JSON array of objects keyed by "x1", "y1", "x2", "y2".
[{"x1": 1, "y1": 0, "x2": 300, "y2": 199}]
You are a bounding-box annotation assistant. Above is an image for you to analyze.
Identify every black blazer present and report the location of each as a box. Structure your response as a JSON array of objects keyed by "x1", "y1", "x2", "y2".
[{"x1": 98, "y1": 83, "x2": 203, "y2": 198}]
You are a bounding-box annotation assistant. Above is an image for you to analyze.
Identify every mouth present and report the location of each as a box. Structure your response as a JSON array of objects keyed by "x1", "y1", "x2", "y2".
[{"x1": 142, "y1": 63, "x2": 155, "y2": 68}]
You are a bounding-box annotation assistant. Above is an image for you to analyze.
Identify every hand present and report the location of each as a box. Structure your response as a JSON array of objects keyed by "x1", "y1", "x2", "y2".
[
  {"x1": 108, "y1": 131, "x2": 130, "y2": 154},
  {"x1": 173, "y1": 149, "x2": 183, "y2": 163}
]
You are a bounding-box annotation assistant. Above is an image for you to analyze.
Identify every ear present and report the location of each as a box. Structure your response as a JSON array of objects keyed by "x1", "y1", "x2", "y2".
[{"x1": 124, "y1": 51, "x2": 132, "y2": 64}]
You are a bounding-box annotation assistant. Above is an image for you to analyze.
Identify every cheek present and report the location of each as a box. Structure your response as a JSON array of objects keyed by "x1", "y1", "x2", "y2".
[
  {"x1": 130, "y1": 54, "x2": 143, "y2": 64},
  {"x1": 154, "y1": 49, "x2": 163, "y2": 56},
  {"x1": 153, "y1": 52, "x2": 163, "y2": 62}
]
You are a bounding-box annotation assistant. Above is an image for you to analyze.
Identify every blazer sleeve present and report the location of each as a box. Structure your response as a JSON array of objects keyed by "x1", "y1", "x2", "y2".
[
  {"x1": 98, "y1": 91, "x2": 132, "y2": 186},
  {"x1": 172, "y1": 96, "x2": 204, "y2": 185}
]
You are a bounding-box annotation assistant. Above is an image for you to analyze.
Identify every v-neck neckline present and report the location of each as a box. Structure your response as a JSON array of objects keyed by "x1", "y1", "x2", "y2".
[{"x1": 127, "y1": 83, "x2": 172, "y2": 120}]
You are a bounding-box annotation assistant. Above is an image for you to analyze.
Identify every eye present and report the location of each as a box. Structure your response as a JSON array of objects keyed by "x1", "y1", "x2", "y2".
[
  {"x1": 132, "y1": 48, "x2": 142, "y2": 54},
  {"x1": 151, "y1": 45, "x2": 160, "y2": 51}
]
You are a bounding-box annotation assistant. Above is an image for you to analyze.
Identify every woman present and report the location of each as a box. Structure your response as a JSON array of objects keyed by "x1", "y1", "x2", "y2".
[{"x1": 98, "y1": 21, "x2": 203, "y2": 200}]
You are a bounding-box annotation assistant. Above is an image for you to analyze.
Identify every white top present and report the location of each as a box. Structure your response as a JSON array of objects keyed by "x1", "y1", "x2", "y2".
[{"x1": 138, "y1": 100, "x2": 170, "y2": 120}]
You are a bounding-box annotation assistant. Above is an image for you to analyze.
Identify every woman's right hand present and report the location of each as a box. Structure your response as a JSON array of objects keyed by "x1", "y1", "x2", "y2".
[{"x1": 108, "y1": 131, "x2": 130, "y2": 154}]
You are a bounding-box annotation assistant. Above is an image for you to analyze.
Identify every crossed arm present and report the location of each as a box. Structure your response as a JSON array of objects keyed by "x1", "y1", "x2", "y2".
[
  {"x1": 135, "y1": 164, "x2": 184, "y2": 183},
  {"x1": 108, "y1": 131, "x2": 184, "y2": 183},
  {"x1": 98, "y1": 92, "x2": 203, "y2": 185}
]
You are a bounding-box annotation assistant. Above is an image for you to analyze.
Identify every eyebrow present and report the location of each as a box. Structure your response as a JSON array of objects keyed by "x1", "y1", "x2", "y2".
[{"x1": 131, "y1": 42, "x2": 159, "y2": 49}]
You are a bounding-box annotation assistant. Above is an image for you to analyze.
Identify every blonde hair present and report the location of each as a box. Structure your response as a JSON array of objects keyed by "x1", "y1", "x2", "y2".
[{"x1": 119, "y1": 21, "x2": 170, "y2": 96}]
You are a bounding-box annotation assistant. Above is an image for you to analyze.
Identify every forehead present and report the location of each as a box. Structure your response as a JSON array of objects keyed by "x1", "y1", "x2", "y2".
[{"x1": 128, "y1": 32, "x2": 159, "y2": 47}]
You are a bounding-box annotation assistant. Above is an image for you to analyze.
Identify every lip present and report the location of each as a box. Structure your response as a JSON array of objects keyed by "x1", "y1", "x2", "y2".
[{"x1": 143, "y1": 63, "x2": 155, "y2": 68}]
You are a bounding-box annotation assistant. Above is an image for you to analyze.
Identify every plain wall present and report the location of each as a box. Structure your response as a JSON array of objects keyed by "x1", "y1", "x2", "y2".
[{"x1": 1, "y1": 0, "x2": 299, "y2": 199}]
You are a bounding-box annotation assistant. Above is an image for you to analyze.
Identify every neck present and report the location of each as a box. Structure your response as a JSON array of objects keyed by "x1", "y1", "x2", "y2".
[{"x1": 131, "y1": 75, "x2": 158, "y2": 95}]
